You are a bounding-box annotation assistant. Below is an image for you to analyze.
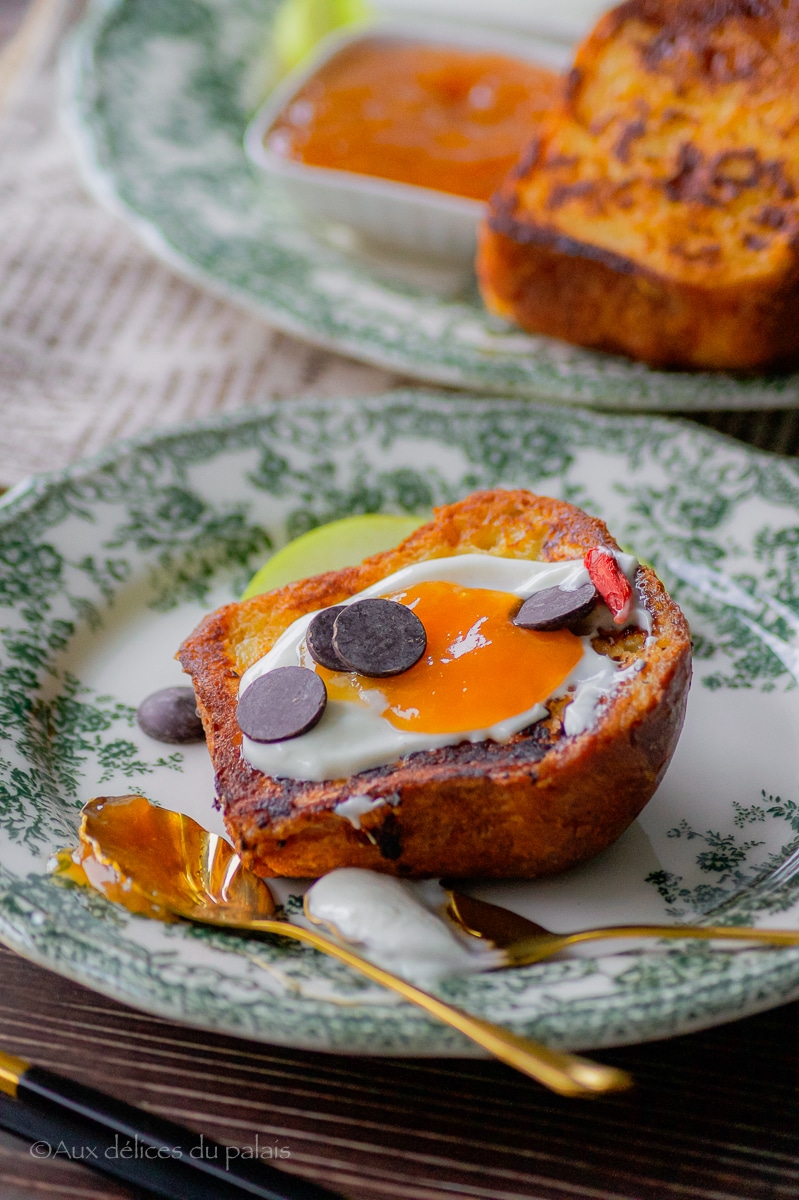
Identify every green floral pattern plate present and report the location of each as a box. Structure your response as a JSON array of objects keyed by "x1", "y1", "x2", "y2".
[
  {"x1": 2, "y1": 392, "x2": 799, "y2": 1055},
  {"x1": 63, "y1": 0, "x2": 799, "y2": 413}
]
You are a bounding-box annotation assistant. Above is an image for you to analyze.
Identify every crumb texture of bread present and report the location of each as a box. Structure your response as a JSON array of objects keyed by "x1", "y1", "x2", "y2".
[
  {"x1": 178, "y1": 490, "x2": 692, "y2": 880},
  {"x1": 478, "y1": 0, "x2": 799, "y2": 370}
]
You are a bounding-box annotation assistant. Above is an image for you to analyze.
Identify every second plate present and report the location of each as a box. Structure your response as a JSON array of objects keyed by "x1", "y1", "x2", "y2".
[{"x1": 64, "y1": 0, "x2": 799, "y2": 411}]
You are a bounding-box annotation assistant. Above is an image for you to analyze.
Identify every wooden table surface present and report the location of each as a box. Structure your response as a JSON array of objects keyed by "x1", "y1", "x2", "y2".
[{"x1": 0, "y1": 941, "x2": 797, "y2": 1200}]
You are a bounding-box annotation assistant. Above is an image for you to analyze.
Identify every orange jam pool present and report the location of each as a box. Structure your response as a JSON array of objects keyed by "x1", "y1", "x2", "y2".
[
  {"x1": 316, "y1": 580, "x2": 583, "y2": 736},
  {"x1": 266, "y1": 38, "x2": 562, "y2": 202}
]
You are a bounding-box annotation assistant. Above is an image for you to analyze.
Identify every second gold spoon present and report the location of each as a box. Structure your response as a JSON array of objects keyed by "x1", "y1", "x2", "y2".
[
  {"x1": 444, "y1": 889, "x2": 799, "y2": 965},
  {"x1": 54, "y1": 795, "x2": 632, "y2": 1099}
]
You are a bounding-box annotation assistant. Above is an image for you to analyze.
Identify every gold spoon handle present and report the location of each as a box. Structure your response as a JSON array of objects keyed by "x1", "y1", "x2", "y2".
[
  {"x1": 565, "y1": 925, "x2": 799, "y2": 948},
  {"x1": 508, "y1": 925, "x2": 799, "y2": 965},
  {"x1": 243, "y1": 918, "x2": 631, "y2": 1097}
]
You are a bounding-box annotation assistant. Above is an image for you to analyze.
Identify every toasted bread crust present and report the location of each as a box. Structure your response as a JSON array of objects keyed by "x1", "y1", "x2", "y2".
[
  {"x1": 178, "y1": 491, "x2": 692, "y2": 879},
  {"x1": 478, "y1": 0, "x2": 799, "y2": 369}
]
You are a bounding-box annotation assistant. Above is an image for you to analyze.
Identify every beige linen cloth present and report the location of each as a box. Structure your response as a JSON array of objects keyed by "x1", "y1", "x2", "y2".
[{"x1": 0, "y1": 0, "x2": 404, "y2": 489}]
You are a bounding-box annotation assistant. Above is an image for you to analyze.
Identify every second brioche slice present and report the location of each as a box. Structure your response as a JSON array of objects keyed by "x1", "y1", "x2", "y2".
[{"x1": 478, "y1": 0, "x2": 799, "y2": 371}]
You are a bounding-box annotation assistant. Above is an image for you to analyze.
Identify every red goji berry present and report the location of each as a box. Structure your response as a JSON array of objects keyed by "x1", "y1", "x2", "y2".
[{"x1": 584, "y1": 548, "x2": 634, "y2": 626}]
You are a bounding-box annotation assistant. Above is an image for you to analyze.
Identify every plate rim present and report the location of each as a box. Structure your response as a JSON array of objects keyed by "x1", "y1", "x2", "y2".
[{"x1": 3, "y1": 385, "x2": 799, "y2": 518}]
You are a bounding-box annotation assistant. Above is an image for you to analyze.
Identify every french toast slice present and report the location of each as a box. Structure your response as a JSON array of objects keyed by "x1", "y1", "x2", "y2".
[
  {"x1": 478, "y1": 0, "x2": 799, "y2": 371},
  {"x1": 178, "y1": 491, "x2": 691, "y2": 880}
]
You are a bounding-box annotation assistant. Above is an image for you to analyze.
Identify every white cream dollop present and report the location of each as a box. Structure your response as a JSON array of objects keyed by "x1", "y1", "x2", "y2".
[
  {"x1": 305, "y1": 868, "x2": 500, "y2": 982},
  {"x1": 239, "y1": 551, "x2": 648, "y2": 782}
]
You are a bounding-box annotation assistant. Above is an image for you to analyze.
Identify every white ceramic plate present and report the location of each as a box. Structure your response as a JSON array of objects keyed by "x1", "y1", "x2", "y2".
[
  {"x1": 63, "y1": 0, "x2": 799, "y2": 411},
  {"x1": 1, "y1": 391, "x2": 799, "y2": 1055}
]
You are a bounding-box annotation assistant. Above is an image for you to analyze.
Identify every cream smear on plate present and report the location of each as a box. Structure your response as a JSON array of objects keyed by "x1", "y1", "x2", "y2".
[
  {"x1": 238, "y1": 552, "x2": 649, "y2": 782},
  {"x1": 305, "y1": 868, "x2": 501, "y2": 982}
]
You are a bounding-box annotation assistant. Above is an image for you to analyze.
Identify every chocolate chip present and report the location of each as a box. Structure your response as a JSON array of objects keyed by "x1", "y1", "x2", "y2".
[
  {"x1": 137, "y1": 687, "x2": 205, "y2": 744},
  {"x1": 306, "y1": 606, "x2": 349, "y2": 671},
  {"x1": 513, "y1": 582, "x2": 598, "y2": 631},
  {"x1": 237, "y1": 666, "x2": 327, "y2": 742},
  {"x1": 332, "y1": 598, "x2": 426, "y2": 677}
]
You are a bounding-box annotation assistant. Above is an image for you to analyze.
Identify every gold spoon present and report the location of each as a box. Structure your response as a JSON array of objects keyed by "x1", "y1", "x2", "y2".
[
  {"x1": 53, "y1": 795, "x2": 632, "y2": 1099},
  {"x1": 444, "y1": 888, "x2": 799, "y2": 965}
]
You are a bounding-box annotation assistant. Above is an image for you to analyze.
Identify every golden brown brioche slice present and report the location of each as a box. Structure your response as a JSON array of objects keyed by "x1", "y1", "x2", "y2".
[
  {"x1": 178, "y1": 491, "x2": 691, "y2": 879},
  {"x1": 478, "y1": 0, "x2": 799, "y2": 371}
]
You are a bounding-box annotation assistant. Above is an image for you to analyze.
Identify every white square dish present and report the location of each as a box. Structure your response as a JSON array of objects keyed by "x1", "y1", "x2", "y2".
[{"x1": 244, "y1": 21, "x2": 569, "y2": 264}]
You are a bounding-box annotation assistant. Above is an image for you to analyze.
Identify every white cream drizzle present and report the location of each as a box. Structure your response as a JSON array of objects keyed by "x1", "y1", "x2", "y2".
[
  {"x1": 334, "y1": 791, "x2": 400, "y2": 829},
  {"x1": 305, "y1": 868, "x2": 501, "y2": 982},
  {"x1": 239, "y1": 551, "x2": 649, "y2": 782}
]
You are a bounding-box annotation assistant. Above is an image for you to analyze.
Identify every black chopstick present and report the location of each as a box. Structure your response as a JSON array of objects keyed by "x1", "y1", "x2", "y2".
[{"x1": 0, "y1": 1050, "x2": 342, "y2": 1199}]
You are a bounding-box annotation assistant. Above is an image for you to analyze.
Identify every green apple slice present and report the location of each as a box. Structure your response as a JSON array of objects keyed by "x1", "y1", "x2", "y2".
[
  {"x1": 242, "y1": 512, "x2": 429, "y2": 598},
  {"x1": 272, "y1": 0, "x2": 373, "y2": 75}
]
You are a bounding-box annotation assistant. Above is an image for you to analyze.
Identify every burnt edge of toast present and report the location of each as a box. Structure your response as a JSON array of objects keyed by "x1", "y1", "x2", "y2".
[
  {"x1": 610, "y1": 0, "x2": 784, "y2": 44},
  {"x1": 224, "y1": 716, "x2": 560, "y2": 829},
  {"x1": 487, "y1": 191, "x2": 642, "y2": 279}
]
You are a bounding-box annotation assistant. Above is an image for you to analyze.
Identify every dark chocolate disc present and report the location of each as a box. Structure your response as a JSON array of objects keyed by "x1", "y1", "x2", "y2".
[
  {"x1": 513, "y1": 582, "x2": 598, "y2": 632},
  {"x1": 332, "y1": 598, "x2": 426, "y2": 677},
  {"x1": 237, "y1": 666, "x2": 327, "y2": 743},
  {"x1": 306, "y1": 606, "x2": 349, "y2": 671},
  {"x1": 136, "y1": 687, "x2": 205, "y2": 744}
]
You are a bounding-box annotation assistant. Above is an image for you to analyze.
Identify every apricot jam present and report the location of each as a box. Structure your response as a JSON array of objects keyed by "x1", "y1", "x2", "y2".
[
  {"x1": 316, "y1": 580, "x2": 583, "y2": 736},
  {"x1": 266, "y1": 38, "x2": 561, "y2": 202}
]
